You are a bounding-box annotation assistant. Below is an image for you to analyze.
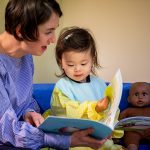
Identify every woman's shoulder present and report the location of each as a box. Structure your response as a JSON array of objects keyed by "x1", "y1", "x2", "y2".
[
  {"x1": 0, "y1": 55, "x2": 7, "y2": 75},
  {"x1": 0, "y1": 54, "x2": 33, "y2": 76}
]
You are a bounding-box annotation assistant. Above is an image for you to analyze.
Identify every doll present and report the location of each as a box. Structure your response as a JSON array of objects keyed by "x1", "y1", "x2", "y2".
[{"x1": 119, "y1": 82, "x2": 150, "y2": 150}]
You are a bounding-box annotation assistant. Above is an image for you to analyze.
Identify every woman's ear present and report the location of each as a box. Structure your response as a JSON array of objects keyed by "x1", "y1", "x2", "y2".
[{"x1": 16, "y1": 25, "x2": 22, "y2": 39}]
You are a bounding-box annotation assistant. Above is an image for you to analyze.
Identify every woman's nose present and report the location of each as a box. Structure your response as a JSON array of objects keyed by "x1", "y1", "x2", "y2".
[{"x1": 48, "y1": 34, "x2": 56, "y2": 45}]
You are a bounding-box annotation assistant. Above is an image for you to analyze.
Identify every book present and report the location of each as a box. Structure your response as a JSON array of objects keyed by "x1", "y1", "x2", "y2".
[
  {"x1": 115, "y1": 116, "x2": 150, "y2": 131},
  {"x1": 39, "y1": 69, "x2": 123, "y2": 139}
]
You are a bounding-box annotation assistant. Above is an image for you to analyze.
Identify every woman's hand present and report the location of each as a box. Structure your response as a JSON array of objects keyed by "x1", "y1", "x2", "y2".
[
  {"x1": 71, "y1": 128, "x2": 108, "y2": 150},
  {"x1": 95, "y1": 97, "x2": 109, "y2": 113},
  {"x1": 24, "y1": 111, "x2": 44, "y2": 127}
]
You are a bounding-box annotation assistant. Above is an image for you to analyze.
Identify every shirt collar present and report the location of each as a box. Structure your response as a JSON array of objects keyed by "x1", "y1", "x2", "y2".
[{"x1": 66, "y1": 75, "x2": 90, "y2": 83}]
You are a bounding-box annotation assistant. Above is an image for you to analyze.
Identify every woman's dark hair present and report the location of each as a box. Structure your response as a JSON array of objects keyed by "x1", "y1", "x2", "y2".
[
  {"x1": 5, "y1": 0, "x2": 62, "y2": 41},
  {"x1": 55, "y1": 26, "x2": 101, "y2": 77}
]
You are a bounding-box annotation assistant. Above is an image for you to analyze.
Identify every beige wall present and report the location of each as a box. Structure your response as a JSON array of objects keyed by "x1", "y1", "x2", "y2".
[
  {"x1": 0, "y1": 0, "x2": 8, "y2": 33},
  {"x1": 1, "y1": 0, "x2": 150, "y2": 83},
  {"x1": 34, "y1": 0, "x2": 150, "y2": 83}
]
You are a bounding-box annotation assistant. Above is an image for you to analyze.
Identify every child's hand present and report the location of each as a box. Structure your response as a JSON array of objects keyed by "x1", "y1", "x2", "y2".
[{"x1": 95, "y1": 97, "x2": 109, "y2": 113}]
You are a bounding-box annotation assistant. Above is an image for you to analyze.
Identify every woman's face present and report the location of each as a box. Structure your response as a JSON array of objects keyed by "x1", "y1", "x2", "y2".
[{"x1": 22, "y1": 12, "x2": 59, "y2": 56}]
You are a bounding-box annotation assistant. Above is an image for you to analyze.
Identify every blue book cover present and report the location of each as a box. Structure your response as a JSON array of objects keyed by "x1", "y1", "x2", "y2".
[{"x1": 38, "y1": 116, "x2": 113, "y2": 139}]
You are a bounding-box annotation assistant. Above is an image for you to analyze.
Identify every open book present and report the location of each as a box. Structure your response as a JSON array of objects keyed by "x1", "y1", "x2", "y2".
[
  {"x1": 39, "y1": 69, "x2": 123, "y2": 139},
  {"x1": 115, "y1": 116, "x2": 150, "y2": 131}
]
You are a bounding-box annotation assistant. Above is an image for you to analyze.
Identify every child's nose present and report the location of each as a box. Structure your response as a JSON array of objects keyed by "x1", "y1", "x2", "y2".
[{"x1": 74, "y1": 65, "x2": 81, "y2": 71}]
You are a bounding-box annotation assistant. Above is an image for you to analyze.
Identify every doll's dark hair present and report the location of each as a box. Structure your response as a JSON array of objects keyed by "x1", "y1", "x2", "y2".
[
  {"x1": 55, "y1": 26, "x2": 101, "y2": 77},
  {"x1": 129, "y1": 82, "x2": 150, "y2": 96},
  {"x1": 5, "y1": 0, "x2": 62, "y2": 41}
]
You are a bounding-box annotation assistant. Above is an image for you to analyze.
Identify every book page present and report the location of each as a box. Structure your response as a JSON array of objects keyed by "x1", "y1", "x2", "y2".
[
  {"x1": 115, "y1": 116, "x2": 150, "y2": 131},
  {"x1": 103, "y1": 69, "x2": 123, "y2": 129}
]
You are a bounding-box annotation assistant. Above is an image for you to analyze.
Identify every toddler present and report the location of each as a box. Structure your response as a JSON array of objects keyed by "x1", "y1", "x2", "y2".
[{"x1": 44, "y1": 27, "x2": 124, "y2": 150}]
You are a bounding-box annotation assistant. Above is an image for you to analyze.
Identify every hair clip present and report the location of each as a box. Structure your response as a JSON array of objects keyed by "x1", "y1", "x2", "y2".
[{"x1": 64, "y1": 33, "x2": 73, "y2": 40}]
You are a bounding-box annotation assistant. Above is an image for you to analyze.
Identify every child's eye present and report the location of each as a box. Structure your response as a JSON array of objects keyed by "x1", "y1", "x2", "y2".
[
  {"x1": 81, "y1": 63, "x2": 87, "y2": 66},
  {"x1": 68, "y1": 64, "x2": 74, "y2": 67}
]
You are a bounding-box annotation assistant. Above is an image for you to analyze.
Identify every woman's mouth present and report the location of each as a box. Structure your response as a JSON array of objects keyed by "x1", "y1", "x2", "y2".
[{"x1": 42, "y1": 46, "x2": 47, "y2": 52}]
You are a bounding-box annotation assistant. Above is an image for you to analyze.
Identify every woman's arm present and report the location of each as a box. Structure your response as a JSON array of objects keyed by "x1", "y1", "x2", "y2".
[{"x1": 0, "y1": 77, "x2": 72, "y2": 149}]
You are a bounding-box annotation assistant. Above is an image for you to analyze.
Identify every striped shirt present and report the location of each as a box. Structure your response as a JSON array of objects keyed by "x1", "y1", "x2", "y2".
[{"x1": 0, "y1": 54, "x2": 70, "y2": 150}]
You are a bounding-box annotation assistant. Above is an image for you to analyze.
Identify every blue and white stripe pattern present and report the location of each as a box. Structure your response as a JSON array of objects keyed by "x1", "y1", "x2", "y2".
[{"x1": 0, "y1": 54, "x2": 70, "y2": 150}]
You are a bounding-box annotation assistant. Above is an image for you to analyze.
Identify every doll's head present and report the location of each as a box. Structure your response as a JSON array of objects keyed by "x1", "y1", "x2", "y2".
[{"x1": 128, "y1": 82, "x2": 150, "y2": 107}]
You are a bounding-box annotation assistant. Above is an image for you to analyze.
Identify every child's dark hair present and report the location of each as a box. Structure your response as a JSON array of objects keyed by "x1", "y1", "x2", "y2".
[
  {"x1": 5, "y1": 0, "x2": 62, "y2": 41},
  {"x1": 55, "y1": 26, "x2": 101, "y2": 77}
]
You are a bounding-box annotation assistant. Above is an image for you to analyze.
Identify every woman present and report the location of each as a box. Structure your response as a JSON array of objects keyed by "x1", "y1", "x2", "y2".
[{"x1": 0, "y1": 0, "x2": 107, "y2": 150}]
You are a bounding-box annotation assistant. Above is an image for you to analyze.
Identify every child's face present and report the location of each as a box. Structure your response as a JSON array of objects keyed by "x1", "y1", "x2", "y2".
[
  {"x1": 128, "y1": 83, "x2": 150, "y2": 107},
  {"x1": 61, "y1": 49, "x2": 93, "y2": 82}
]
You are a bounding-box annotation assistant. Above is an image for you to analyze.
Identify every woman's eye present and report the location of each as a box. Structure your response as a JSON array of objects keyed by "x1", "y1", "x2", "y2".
[{"x1": 45, "y1": 31, "x2": 52, "y2": 35}]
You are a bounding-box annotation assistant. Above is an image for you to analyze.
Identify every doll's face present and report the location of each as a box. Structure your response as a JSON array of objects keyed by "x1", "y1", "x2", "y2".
[{"x1": 128, "y1": 83, "x2": 150, "y2": 107}]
